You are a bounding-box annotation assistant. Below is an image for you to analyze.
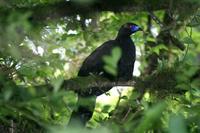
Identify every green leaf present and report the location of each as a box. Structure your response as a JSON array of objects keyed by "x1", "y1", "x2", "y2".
[
  {"x1": 169, "y1": 114, "x2": 187, "y2": 133},
  {"x1": 183, "y1": 37, "x2": 196, "y2": 45},
  {"x1": 120, "y1": 96, "x2": 128, "y2": 100},
  {"x1": 102, "y1": 47, "x2": 121, "y2": 76},
  {"x1": 104, "y1": 65, "x2": 117, "y2": 76},
  {"x1": 50, "y1": 77, "x2": 64, "y2": 92},
  {"x1": 135, "y1": 102, "x2": 167, "y2": 133},
  {"x1": 150, "y1": 44, "x2": 168, "y2": 55}
]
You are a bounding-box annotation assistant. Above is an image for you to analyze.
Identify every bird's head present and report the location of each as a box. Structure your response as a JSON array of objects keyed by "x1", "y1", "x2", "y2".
[{"x1": 118, "y1": 22, "x2": 142, "y2": 37}]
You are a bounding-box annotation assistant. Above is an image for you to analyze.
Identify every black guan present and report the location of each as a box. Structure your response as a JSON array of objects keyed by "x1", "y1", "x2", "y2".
[{"x1": 69, "y1": 22, "x2": 142, "y2": 126}]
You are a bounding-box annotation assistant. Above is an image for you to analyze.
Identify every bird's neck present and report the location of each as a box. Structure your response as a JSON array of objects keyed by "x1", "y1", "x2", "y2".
[
  {"x1": 116, "y1": 32, "x2": 131, "y2": 38},
  {"x1": 116, "y1": 35, "x2": 132, "y2": 43}
]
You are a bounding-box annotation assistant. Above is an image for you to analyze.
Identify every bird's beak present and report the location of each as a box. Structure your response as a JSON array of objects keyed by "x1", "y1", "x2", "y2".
[
  {"x1": 137, "y1": 27, "x2": 145, "y2": 35},
  {"x1": 138, "y1": 27, "x2": 143, "y2": 31}
]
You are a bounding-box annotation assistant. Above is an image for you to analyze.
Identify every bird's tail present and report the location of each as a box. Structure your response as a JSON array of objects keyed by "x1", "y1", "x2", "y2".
[{"x1": 68, "y1": 96, "x2": 96, "y2": 127}]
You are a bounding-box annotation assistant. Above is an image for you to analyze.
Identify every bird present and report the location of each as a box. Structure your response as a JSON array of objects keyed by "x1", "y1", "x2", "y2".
[
  {"x1": 69, "y1": 22, "x2": 142, "y2": 126},
  {"x1": 79, "y1": 22, "x2": 142, "y2": 85}
]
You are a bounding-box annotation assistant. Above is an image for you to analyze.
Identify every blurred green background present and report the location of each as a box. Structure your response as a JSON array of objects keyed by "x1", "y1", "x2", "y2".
[{"x1": 0, "y1": 0, "x2": 199, "y2": 133}]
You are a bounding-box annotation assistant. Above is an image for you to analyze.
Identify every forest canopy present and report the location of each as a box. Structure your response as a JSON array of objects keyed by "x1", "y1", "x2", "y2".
[{"x1": 0, "y1": 0, "x2": 200, "y2": 133}]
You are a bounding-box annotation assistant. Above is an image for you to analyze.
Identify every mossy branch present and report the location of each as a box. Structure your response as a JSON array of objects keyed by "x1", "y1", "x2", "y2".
[{"x1": 62, "y1": 76, "x2": 135, "y2": 96}]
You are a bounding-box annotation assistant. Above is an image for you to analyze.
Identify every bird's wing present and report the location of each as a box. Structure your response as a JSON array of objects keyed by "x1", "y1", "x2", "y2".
[{"x1": 78, "y1": 40, "x2": 116, "y2": 76}]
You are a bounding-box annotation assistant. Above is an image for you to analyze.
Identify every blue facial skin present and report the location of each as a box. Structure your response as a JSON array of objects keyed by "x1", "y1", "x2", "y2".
[{"x1": 130, "y1": 25, "x2": 140, "y2": 33}]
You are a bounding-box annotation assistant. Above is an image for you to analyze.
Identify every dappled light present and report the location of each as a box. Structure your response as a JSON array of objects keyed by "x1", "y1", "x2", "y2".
[{"x1": 0, "y1": 0, "x2": 200, "y2": 133}]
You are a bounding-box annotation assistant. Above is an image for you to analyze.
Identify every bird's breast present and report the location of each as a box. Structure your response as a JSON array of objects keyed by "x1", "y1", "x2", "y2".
[{"x1": 120, "y1": 41, "x2": 135, "y2": 58}]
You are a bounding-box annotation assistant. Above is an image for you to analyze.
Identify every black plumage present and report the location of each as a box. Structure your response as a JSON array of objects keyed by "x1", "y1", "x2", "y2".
[
  {"x1": 79, "y1": 22, "x2": 142, "y2": 84},
  {"x1": 69, "y1": 22, "x2": 142, "y2": 126}
]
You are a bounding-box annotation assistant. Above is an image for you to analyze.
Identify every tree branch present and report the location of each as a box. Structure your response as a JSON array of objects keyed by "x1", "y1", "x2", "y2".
[
  {"x1": 0, "y1": 0, "x2": 171, "y2": 23},
  {"x1": 62, "y1": 76, "x2": 135, "y2": 96}
]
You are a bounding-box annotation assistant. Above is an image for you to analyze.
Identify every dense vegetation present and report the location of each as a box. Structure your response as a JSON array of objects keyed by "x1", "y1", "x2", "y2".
[{"x1": 0, "y1": 0, "x2": 199, "y2": 133}]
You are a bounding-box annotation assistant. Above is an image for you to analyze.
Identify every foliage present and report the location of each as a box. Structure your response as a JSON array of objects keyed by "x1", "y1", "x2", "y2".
[
  {"x1": 103, "y1": 47, "x2": 122, "y2": 76},
  {"x1": 0, "y1": 0, "x2": 200, "y2": 133}
]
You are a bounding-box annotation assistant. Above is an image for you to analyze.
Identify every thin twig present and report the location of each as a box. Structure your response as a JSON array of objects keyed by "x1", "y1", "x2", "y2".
[
  {"x1": 182, "y1": 27, "x2": 193, "y2": 61},
  {"x1": 121, "y1": 106, "x2": 132, "y2": 122},
  {"x1": 148, "y1": 11, "x2": 163, "y2": 27}
]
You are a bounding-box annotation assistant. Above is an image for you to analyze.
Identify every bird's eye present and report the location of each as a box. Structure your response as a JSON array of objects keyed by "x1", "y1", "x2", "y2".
[
  {"x1": 124, "y1": 24, "x2": 130, "y2": 28},
  {"x1": 129, "y1": 25, "x2": 134, "y2": 29}
]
